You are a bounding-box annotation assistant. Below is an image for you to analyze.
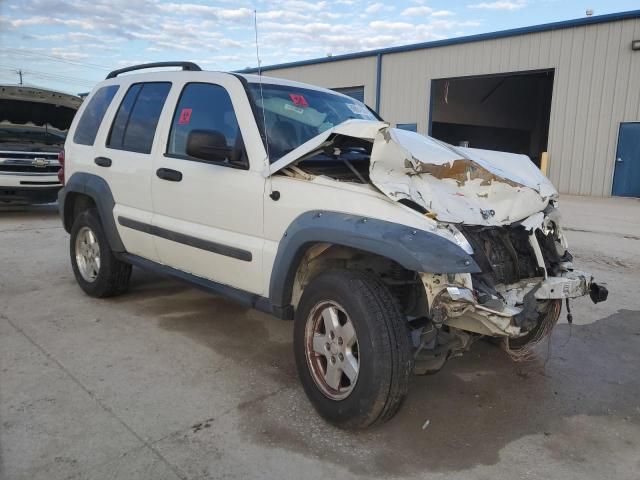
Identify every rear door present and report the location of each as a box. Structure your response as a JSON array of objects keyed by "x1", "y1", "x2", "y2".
[
  {"x1": 150, "y1": 76, "x2": 266, "y2": 295},
  {"x1": 103, "y1": 81, "x2": 172, "y2": 260}
]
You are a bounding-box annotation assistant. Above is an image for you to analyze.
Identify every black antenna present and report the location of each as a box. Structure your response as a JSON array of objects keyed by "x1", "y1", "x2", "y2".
[{"x1": 254, "y1": 9, "x2": 273, "y2": 192}]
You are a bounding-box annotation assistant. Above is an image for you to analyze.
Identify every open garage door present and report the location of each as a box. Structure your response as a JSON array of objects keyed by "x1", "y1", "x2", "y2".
[{"x1": 429, "y1": 69, "x2": 554, "y2": 167}]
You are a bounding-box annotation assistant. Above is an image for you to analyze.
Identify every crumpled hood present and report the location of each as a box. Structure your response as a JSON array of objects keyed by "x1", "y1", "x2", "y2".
[{"x1": 266, "y1": 120, "x2": 558, "y2": 226}]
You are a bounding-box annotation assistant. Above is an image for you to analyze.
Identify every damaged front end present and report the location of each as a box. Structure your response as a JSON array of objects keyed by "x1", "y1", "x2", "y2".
[
  {"x1": 265, "y1": 119, "x2": 608, "y2": 370},
  {"x1": 415, "y1": 206, "x2": 608, "y2": 371}
]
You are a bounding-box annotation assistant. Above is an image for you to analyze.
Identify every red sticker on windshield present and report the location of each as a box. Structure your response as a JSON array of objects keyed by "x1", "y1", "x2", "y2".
[
  {"x1": 178, "y1": 108, "x2": 192, "y2": 125},
  {"x1": 289, "y1": 93, "x2": 308, "y2": 107}
]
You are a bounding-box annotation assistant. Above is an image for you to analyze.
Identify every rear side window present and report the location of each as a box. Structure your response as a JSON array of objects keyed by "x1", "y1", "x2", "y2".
[
  {"x1": 107, "y1": 82, "x2": 171, "y2": 154},
  {"x1": 167, "y1": 83, "x2": 239, "y2": 158},
  {"x1": 73, "y1": 85, "x2": 119, "y2": 146}
]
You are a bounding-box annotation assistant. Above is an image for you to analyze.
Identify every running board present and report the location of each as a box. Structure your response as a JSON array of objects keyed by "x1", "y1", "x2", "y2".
[{"x1": 118, "y1": 253, "x2": 294, "y2": 320}]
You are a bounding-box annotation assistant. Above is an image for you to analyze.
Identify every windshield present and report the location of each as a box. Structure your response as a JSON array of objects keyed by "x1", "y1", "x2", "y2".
[{"x1": 247, "y1": 83, "x2": 377, "y2": 161}]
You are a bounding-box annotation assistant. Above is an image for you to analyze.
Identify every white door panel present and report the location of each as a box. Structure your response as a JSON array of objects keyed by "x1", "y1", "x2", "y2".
[
  {"x1": 149, "y1": 78, "x2": 266, "y2": 295},
  {"x1": 152, "y1": 160, "x2": 265, "y2": 294}
]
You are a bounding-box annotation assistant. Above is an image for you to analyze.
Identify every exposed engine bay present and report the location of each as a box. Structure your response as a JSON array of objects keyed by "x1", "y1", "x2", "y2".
[{"x1": 268, "y1": 120, "x2": 608, "y2": 371}]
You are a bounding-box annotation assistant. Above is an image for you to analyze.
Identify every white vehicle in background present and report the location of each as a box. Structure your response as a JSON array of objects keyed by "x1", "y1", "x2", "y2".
[
  {"x1": 58, "y1": 62, "x2": 607, "y2": 429},
  {"x1": 0, "y1": 85, "x2": 81, "y2": 204}
]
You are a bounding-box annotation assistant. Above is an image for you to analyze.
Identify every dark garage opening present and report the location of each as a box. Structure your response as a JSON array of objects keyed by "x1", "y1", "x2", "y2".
[{"x1": 429, "y1": 69, "x2": 554, "y2": 167}]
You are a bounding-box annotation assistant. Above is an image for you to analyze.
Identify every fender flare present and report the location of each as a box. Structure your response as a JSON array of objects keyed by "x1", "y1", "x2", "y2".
[
  {"x1": 58, "y1": 172, "x2": 126, "y2": 252},
  {"x1": 268, "y1": 211, "x2": 480, "y2": 308}
]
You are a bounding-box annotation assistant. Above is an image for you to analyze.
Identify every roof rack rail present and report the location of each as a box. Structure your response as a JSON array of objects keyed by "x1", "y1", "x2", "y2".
[{"x1": 106, "y1": 61, "x2": 202, "y2": 79}]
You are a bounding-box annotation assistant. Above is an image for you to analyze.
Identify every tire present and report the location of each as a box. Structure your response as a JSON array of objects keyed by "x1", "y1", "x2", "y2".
[
  {"x1": 70, "y1": 208, "x2": 132, "y2": 298},
  {"x1": 293, "y1": 269, "x2": 413, "y2": 429}
]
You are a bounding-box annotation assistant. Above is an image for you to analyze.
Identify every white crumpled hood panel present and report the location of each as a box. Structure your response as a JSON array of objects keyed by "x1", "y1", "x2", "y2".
[
  {"x1": 370, "y1": 128, "x2": 557, "y2": 226},
  {"x1": 267, "y1": 120, "x2": 558, "y2": 226}
]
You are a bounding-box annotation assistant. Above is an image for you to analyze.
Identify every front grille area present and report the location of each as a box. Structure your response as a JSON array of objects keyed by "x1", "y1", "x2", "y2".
[
  {"x1": 0, "y1": 152, "x2": 60, "y2": 174},
  {"x1": 0, "y1": 164, "x2": 60, "y2": 173},
  {"x1": 461, "y1": 225, "x2": 541, "y2": 286}
]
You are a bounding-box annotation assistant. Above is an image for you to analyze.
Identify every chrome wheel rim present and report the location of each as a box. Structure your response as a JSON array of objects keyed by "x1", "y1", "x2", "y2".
[
  {"x1": 75, "y1": 226, "x2": 101, "y2": 282},
  {"x1": 305, "y1": 301, "x2": 359, "y2": 400}
]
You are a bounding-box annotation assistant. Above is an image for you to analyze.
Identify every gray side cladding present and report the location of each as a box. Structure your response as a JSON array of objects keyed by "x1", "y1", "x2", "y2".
[
  {"x1": 269, "y1": 210, "x2": 480, "y2": 307},
  {"x1": 58, "y1": 172, "x2": 126, "y2": 252}
]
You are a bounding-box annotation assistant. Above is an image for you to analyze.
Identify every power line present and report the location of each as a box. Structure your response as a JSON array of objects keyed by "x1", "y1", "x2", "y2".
[
  {"x1": 4, "y1": 48, "x2": 112, "y2": 71},
  {"x1": 0, "y1": 66, "x2": 98, "y2": 88},
  {"x1": 0, "y1": 65, "x2": 100, "y2": 84}
]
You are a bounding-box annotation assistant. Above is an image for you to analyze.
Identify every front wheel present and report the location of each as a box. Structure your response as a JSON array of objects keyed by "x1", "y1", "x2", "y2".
[{"x1": 293, "y1": 269, "x2": 413, "y2": 429}]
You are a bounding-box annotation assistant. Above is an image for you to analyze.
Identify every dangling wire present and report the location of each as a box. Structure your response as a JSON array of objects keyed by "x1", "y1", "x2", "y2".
[{"x1": 254, "y1": 10, "x2": 273, "y2": 195}]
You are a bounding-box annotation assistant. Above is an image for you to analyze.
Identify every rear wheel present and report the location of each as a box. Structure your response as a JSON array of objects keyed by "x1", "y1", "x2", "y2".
[
  {"x1": 294, "y1": 269, "x2": 413, "y2": 429},
  {"x1": 70, "y1": 208, "x2": 131, "y2": 297}
]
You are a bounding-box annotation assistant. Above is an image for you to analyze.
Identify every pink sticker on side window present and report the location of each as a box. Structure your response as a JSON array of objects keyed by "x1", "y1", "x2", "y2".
[
  {"x1": 289, "y1": 93, "x2": 308, "y2": 107},
  {"x1": 178, "y1": 108, "x2": 192, "y2": 125}
]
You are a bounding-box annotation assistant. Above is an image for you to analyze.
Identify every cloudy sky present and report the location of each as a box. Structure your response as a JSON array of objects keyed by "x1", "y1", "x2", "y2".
[{"x1": 1, "y1": 0, "x2": 637, "y2": 94}]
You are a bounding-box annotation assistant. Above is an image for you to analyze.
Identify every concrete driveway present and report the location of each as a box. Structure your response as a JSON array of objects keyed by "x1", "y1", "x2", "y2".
[{"x1": 1, "y1": 196, "x2": 639, "y2": 480}]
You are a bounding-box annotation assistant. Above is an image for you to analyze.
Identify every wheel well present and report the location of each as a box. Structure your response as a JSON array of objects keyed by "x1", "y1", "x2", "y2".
[
  {"x1": 63, "y1": 193, "x2": 96, "y2": 232},
  {"x1": 289, "y1": 243, "x2": 427, "y2": 316}
]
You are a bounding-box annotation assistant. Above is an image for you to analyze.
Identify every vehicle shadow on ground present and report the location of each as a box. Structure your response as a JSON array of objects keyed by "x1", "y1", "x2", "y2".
[
  {"x1": 0, "y1": 203, "x2": 59, "y2": 218},
  {"x1": 128, "y1": 269, "x2": 640, "y2": 475}
]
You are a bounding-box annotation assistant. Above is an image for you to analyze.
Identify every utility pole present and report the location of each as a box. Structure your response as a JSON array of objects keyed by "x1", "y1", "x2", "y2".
[{"x1": 17, "y1": 69, "x2": 23, "y2": 85}]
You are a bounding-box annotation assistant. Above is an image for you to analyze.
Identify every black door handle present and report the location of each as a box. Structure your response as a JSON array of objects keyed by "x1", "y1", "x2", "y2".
[
  {"x1": 156, "y1": 168, "x2": 182, "y2": 182},
  {"x1": 94, "y1": 156, "x2": 112, "y2": 167}
]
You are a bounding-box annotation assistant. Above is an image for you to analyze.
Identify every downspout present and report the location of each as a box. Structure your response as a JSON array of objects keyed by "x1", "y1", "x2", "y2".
[{"x1": 375, "y1": 53, "x2": 382, "y2": 113}]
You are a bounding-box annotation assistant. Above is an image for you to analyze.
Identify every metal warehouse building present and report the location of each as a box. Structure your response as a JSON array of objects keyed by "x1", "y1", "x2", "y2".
[{"x1": 246, "y1": 10, "x2": 640, "y2": 197}]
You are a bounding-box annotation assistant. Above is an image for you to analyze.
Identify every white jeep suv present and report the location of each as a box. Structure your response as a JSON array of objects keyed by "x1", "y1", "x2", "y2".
[{"x1": 59, "y1": 62, "x2": 607, "y2": 428}]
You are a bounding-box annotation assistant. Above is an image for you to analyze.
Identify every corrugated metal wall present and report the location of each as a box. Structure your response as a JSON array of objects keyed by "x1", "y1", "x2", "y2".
[
  {"x1": 262, "y1": 56, "x2": 378, "y2": 106},
  {"x1": 263, "y1": 17, "x2": 640, "y2": 196}
]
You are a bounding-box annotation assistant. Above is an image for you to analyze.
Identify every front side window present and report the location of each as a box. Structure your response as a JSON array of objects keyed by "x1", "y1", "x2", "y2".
[
  {"x1": 107, "y1": 82, "x2": 171, "y2": 154},
  {"x1": 167, "y1": 83, "x2": 240, "y2": 160},
  {"x1": 247, "y1": 83, "x2": 377, "y2": 161},
  {"x1": 73, "y1": 85, "x2": 119, "y2": 146}
]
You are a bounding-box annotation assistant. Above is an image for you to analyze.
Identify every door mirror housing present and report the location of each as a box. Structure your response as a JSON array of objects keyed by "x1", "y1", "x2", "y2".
[{"x1": 186, "y1": 129, "x2": 234, "y2": 163}]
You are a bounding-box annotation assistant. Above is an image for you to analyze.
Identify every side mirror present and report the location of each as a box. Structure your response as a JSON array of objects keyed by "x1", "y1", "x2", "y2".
[{"x1": 186, "y1": 129, "x2": 232, "y2": 163}]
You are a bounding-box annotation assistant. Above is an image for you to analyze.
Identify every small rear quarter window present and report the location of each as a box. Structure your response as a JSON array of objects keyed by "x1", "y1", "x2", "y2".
[{"x1": 73, "y1": 85, "x2": 119, "y2": 146}]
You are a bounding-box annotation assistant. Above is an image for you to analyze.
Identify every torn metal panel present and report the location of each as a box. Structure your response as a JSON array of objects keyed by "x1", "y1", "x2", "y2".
[
  {"x1": 369, "y1": 128, "x2": 557, "y2": 226},
  {"x1": 266, "y1": 119, "x2": 557, "y2": 226}
]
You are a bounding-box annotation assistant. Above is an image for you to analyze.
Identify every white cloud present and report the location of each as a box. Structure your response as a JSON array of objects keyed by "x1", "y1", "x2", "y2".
[
  {"x1": 9, "y1": 16, "x2": 94, "y2": 29},
  {"x1": 369, "y1": 20, "x2": 414, "y2": 32},
  {"x1": 157, "y1": 4, "x2": 252, "y2": 22},
  {"x1": 365, "y1": 3, "x2": 385, "y2": 14},
  {"x1": 401, "y1": 6, "x2": 433, "y2": 16},
  {"x1": 431, "y1": 10, "x2": 455, "y2": 17},
  {"x1": 467, "y1": 1, "x2": 526, "y2": 11},
  {"x1": 217, "y1": 8, "x2": 253, "y2": 21},
  {"x1": 280, "y1": 1, "x2": 327, "y2": 12},
  {"x1": 50, "y1": 47, "x2": 89, "y2": 60},
  {"x1": 257, "y1": 10, "x2": 310, "y2": 22}
]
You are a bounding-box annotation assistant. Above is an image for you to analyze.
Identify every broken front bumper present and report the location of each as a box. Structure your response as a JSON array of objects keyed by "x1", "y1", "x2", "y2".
[
  {"x1": 423, "y1": 270, "x2": 607, "y2": 338},
  {"x1": 534, "y1": 270, "x2": 608, "y2": 302},
  {"x1": 420, "y1": 214, "x2": 608, "y2": 338}
]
